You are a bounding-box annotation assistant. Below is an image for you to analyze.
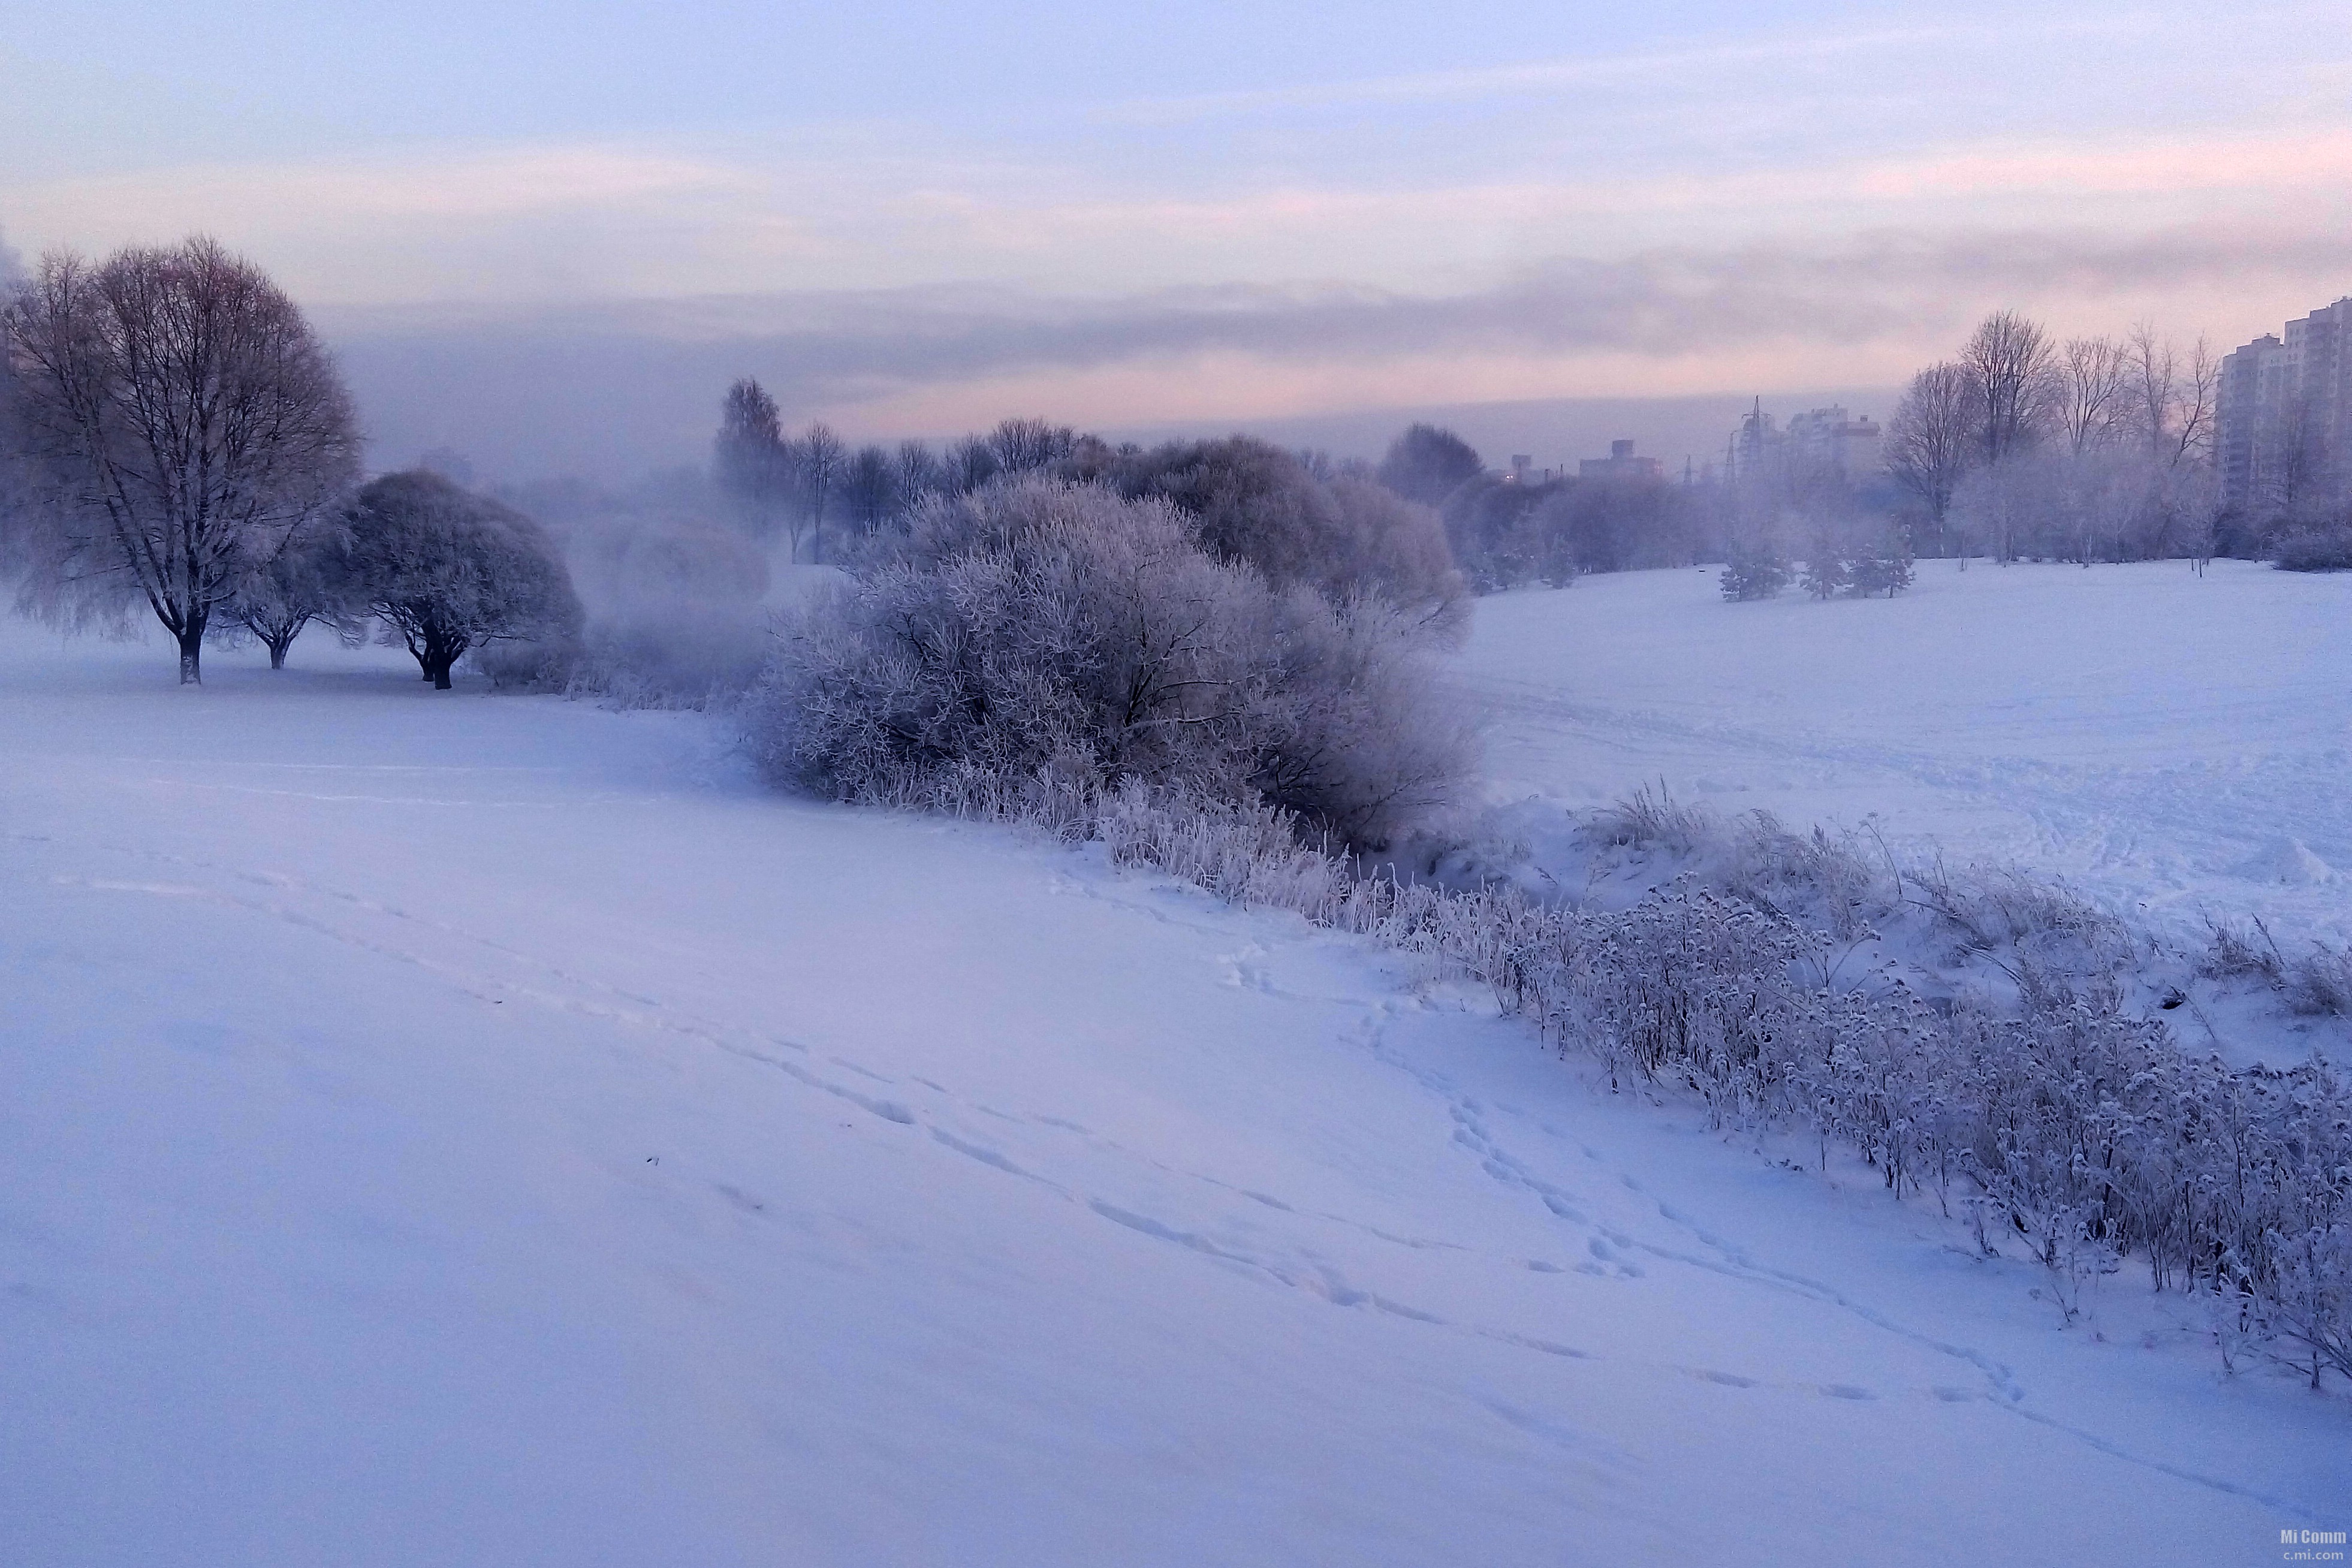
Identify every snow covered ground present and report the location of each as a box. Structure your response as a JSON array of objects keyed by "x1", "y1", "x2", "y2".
[
  {"x1": 4, "y1": 609, "x2": 2347, "y2": 1566},
  {"x1": 1457, "y1": 559, "x2": 2352, "y2": 1049}
]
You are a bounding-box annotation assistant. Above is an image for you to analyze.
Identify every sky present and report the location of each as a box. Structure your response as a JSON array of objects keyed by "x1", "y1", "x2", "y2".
[{"x1": 3, "y1": 1, "x2": 2348, "y2": 479}]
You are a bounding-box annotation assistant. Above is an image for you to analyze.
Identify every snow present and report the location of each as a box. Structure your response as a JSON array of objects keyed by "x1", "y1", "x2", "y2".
[
  {"x1": 4, "y1": 607, "x2": 2346, "y2": 1565},
  {"x1": 1457, "y1": 559, "x2": 2352, "y2": 1040}
]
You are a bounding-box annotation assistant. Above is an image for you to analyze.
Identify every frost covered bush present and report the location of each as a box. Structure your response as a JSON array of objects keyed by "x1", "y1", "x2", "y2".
[
  {"x1": 749, "y1": 477, "x2": 1473, "y2": 848},
  {"x1": 1088, "y1": 436, "x2": 1467, "y2": 640},
  {"x1": 2273, "y1": 521, "x2": 2352, "y2": 572}
]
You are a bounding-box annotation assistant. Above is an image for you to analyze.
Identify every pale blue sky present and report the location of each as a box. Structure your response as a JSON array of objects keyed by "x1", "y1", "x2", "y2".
[{"x1": 5, "y1": 1, "x2": 2345, "y2": 475}]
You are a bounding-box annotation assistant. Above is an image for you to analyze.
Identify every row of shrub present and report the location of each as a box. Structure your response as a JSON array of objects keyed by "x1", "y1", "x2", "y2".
[{"x1": 876, "y1": 768, "x2": 2351, "y2": 1388}]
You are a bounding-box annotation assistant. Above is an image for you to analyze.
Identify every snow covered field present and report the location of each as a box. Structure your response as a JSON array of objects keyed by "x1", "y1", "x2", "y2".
[
  {"x1": 1459, "y1": 559, "x2": 2352, "y2": 994},
  {"x1": 4, "y1": 608, "x2": 2347, "y2": 1565}
]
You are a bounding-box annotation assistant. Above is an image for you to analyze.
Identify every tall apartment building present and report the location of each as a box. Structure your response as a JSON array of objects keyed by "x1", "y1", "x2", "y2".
[
  {"x1": 2219, "y1": 295, "x2": 2352, "y2": 511},
  {"x1": 1725, "y1": 400, "x2": 1882, "y2": 481}
]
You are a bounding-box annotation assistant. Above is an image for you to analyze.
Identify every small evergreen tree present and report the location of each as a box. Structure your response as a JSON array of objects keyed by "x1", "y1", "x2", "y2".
[
  {"x1": 1801, "y1": 532, "x2": 1851, "y2": 599},
  {"x1": 1719, "y1": 544, "x2": 1790, "y2": 601},
  {"x1": 1850, "y1": 526, "x2": 1917, "y2": 597}
]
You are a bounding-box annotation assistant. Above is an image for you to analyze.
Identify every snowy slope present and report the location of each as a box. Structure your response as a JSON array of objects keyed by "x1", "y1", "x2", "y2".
[
  {"x1": 1457, "y1": 559, "x2": 2352, "y2": 954},
  {"x1": 3, "y1": 614, "x2": 2345, "y2": 1566}
]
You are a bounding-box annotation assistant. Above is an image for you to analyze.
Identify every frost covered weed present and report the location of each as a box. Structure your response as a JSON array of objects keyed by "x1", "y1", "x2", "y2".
[
  {"x1": 1591, "y1": 783, "x2": 1718, "y2": 858},
  {"x1": 2199, "y1": 915, "x2": 2284, "y2": 984},
  {"x1": 2290, "y1": 945, "x2": 2352, "y2": 1018},
  {"x1": 1726, "y1": 811, "x2": 1884, "y2": 940},
  {"x1": 2199, "y1": 918, "x2": 2351, "y2": 1018},
  {"x1": 942, "y1": 774, "x2": 2351, "y2": 1385}
]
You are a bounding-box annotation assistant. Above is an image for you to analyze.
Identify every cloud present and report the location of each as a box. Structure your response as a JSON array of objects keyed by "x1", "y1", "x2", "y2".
[{"x1": 322, "y1": 220, "x2": 2350, "y2": 481}]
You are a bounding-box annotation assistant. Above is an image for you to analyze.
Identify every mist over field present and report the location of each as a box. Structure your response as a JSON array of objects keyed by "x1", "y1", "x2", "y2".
[{"x1": 5, "y1": 5, "x2": 2351, "y2": 1563}]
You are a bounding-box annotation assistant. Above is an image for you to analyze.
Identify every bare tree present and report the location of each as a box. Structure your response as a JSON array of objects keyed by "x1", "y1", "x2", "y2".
[
  {"x1": 227, "y1": 517, "x2": 346, "y2": 668},
  {"x1": 713, "y1": 378, "x2": 791, "y2": 540},
  {"x1": 2122, "y1": 324, "x2": 2218, "y2": 471},
  {"x1": 894, "y1": 439, "x2": 946, "y2": 500},
  {"x1": 2169, "y1": 337, "x2": 2218, "y2": 471},
  {"x1": 2, "y1": 237, "x2": 359, "y2": 682},
  {"x1": 794, "y1": 422, "x2": 845, "y2": 563},
  {"x1": 1884, "y1": 361, "x2": 1978, "y2": 553},
  {"x1": 2055, "y1": 336, "x2": 2126, "y2": 456},
  {"x1": 984, "y1": 417, "x2": 1077, "y2": 474},
  {"x1": 1960, "y1": 310, "x2": 2055, "y2": 464},
  {"x1": 842, "y1": 443, "x2": 899, "y2": 536},
  {"x1": 948, "y1": 433, "x2": 1000, "y2": 493}
]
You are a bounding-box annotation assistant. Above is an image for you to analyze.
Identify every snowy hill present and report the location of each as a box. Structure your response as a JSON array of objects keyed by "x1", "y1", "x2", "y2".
[{"x1": 4, "y1": 608, "x2": 2345, "y2": 1565}]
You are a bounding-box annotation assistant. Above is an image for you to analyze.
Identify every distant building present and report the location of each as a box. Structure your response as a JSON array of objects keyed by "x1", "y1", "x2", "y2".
[
  {"x1": 2219, "y1": 333, "x2": 2291, "y2": 508},
  {"x1": 1578, "y1": 439, "x2": 1664, "y2": 481},
  {"x1": 2220, "y1": 296, "x2": 2352, "y2": 511},
  {"x1": 1786, "y1": 406, "x2": 1882, "y2": 477},
  {"x1": 1724, "y1": 400, "x2": 1882, "y2": 481}
]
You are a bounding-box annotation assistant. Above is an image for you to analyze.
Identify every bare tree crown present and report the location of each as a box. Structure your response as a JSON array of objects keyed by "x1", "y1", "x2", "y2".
[{"x1": 1, "y1": 236, "x2": 359, "y2": 681}]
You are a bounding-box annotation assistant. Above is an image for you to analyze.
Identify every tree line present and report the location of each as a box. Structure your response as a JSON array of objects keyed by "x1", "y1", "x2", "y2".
[
  {"x1": 0, "y1": 237, "x2": 579, "y2": 684},
  {"x1": 1883, "y1": 311, "x2": 2232, "y2": 565}
]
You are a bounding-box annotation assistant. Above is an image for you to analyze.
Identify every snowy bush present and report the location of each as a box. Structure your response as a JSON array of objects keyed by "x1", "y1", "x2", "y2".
[
  {"x1": 2273, "y1": 521, "x2": 2352, "y2": 573},
  {"x1": 748, "y1": 477, "x2": 1474, "y2": 848},
  {"x1": 1089, "y1": 436, "x2": 1467, "y2": 639}
]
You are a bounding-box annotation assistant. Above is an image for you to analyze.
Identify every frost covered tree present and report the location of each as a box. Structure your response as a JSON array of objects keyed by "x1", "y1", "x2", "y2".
[
  {"x1": 1, "y1": 236, "x2": 360, "y2": 682},
  {"x1": 984, "y1": 417, "x2": 1077, "y2": 475},
  {"x1": 227, "y1": 519, "x2": 346, "y2": 668},
  {"x1": 1885, "y1": 362, "x2": 1977, "y2": 555},
  {"x1": 2054, "y1": 336, "x2": 2127, "y2": 457},
  {"x1": 337, "y1": 470, "x2": 581, "y2": 689},
  {"x1": 792, "y1": 423, "x2": 845, "y2": 563},
  {"x1": 1960, "y1": 310, "x2": 2056, "y2": 463},
  {"x1": 1376, "y1": 424, "x2": 1484, "y2": 508},
  {"x1": 714, "y1": 378, "x2": 791, "y2": 540}
]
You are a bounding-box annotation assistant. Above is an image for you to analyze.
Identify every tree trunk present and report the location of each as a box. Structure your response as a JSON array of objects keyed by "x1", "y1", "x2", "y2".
[
  {"x1": 176, "y1": 616, "x2": 206, "y2": 685},
  {"x1": 419, "y1": 630, "x2": 461, "y2": 690},
  {"x1": 268, "y1": 638, "x2": 291, "y2": 670}
]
